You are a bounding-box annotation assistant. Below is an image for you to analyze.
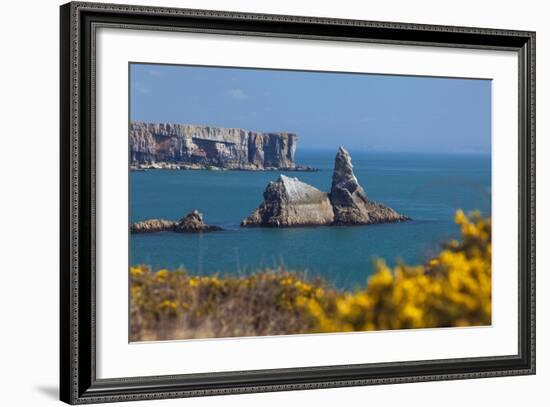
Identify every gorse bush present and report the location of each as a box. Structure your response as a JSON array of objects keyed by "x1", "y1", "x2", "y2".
[
  {"x1": 298, "y1": 210, "x2": 491, "y2": 332},
  {"x1": 130, "y1": 267, "x2": 326, "y2": 340},
  {"x1": 130, "y1": 210, "x2": 491, "y2": 341}
]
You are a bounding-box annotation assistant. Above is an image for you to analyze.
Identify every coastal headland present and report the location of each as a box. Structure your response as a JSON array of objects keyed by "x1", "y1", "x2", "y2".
[{"x1": 129, "y1": 122, "x2": 316, "y2": 171}]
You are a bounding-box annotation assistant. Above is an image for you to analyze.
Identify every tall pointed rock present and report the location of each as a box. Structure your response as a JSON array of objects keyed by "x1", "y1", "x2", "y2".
[{"x1": 330, "y1": 146, "x2": 409, "y2": 224}]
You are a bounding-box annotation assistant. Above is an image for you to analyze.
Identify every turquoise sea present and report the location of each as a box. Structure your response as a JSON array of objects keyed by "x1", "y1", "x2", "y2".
[{"x1": 130, "y1": 150, "x2": 491, "y2": 290}]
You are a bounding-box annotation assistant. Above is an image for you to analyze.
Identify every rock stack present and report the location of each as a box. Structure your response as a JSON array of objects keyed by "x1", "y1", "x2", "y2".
[
  {"x1": 241, "y1": 147, "x2": 409, "y2": 227},
  {"x1": 330, "y1": 146, "x2": 408, "y2": 224}
]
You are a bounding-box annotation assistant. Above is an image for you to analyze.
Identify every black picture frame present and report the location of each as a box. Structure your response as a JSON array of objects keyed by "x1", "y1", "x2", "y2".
[{"x1": 60, "y1": 2, "x2": 536, "y2": 404}]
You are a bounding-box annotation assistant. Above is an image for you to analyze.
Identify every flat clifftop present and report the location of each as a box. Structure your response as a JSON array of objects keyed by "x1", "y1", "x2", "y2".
[{"x1": 130, "y1": 121, "x2": 314, "y2": 170}]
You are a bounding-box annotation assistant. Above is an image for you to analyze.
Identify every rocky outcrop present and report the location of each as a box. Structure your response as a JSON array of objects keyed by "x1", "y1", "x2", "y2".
[
  {"x1": 131, "y1": 210, "x2": 222, "y2": 233},
  {"x1": 129, "y1": 122, "x2": 315, "y2": 170},
  {"x1": 241, "y1": 175, "x2": 334, "y2": 227},
  {"x1": 174, "y1": 210, "x2": 223, "y2": 232},
  {"x1": 130, "y1": 219, "x2": 177, "y2": 233},
  {"x1": 242, "y1": 147, "x2": 409, "y2": 227},
  {"x1": 329, "y1": 146, "x2": 409, "y2": 225}
]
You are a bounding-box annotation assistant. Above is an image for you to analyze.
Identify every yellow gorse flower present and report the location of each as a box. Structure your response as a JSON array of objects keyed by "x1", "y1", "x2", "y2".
[
  {"x1": 290, "y1": 210, "x2": 491, "y2": 332},
  {"x1": 154, "y1": 269, "x2": 169, "y2": 282},
  {"x1": 130, "y1": 266, "x2": 145, "y2": 277}
]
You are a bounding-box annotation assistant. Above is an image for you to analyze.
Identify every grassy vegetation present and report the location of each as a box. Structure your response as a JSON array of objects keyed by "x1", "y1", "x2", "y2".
[{"x1": 130, "y1": 210, "x2": 491, "y2": 341}]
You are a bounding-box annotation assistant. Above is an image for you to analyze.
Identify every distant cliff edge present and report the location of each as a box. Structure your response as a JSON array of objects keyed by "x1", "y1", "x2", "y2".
[{"x1": 129, "y1": 122, "x2": 316, "y2": 171}]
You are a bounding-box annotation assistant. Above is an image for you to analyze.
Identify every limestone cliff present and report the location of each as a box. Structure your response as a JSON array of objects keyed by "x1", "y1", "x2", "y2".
[{"x1": 130, "y1": 122, "x2": 301, "y2": 170}]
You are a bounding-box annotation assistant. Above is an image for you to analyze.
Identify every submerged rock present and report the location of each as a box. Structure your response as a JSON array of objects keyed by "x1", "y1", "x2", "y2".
[
  {"x1": 241, "y1": 175, "x2": 334, "y2": 227},
  {"x1": 330, "y1": 146, "x2": 409, "y2": 224},
  {"x1": 130, "y1": 210, "x2": 222, "y2": 233}
]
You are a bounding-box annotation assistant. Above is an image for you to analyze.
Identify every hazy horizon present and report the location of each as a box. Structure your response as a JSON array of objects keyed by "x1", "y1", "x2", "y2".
[{"x1": 130, "y1": 63, "x2": 492, "y2": 155}]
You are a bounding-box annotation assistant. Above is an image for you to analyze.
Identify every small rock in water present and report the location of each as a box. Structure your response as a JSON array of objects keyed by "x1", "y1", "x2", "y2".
[
  {"x1": 130, "y1": 210, "x2": 222, "y2": 233},
  {"x1": 130, "y1": 219, "x2": 176, "y2": 233},
  {"x1": 175, "y1": 210, "x2": 223, "y2": 233}
]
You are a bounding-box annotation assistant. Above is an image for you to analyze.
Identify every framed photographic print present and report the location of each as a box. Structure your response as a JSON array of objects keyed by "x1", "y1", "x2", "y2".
[{"x1": 60, "y1": 1, "x2": 536, "y2": 404}]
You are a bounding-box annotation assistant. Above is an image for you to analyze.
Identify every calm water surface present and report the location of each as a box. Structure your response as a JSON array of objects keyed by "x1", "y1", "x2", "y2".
[{"x1": 130, "y1": 150, "x2": 491, "y2": 289}]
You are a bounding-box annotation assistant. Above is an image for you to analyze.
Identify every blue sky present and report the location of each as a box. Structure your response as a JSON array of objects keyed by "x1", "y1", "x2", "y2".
[{"x1": 130, "y1": 63, "x2": 491, "y2": 154}]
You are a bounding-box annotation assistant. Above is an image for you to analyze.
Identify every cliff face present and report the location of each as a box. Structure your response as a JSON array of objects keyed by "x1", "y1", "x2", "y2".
[{"x1": 129, "y1": 122, "x2": 297, "y2": 169}]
